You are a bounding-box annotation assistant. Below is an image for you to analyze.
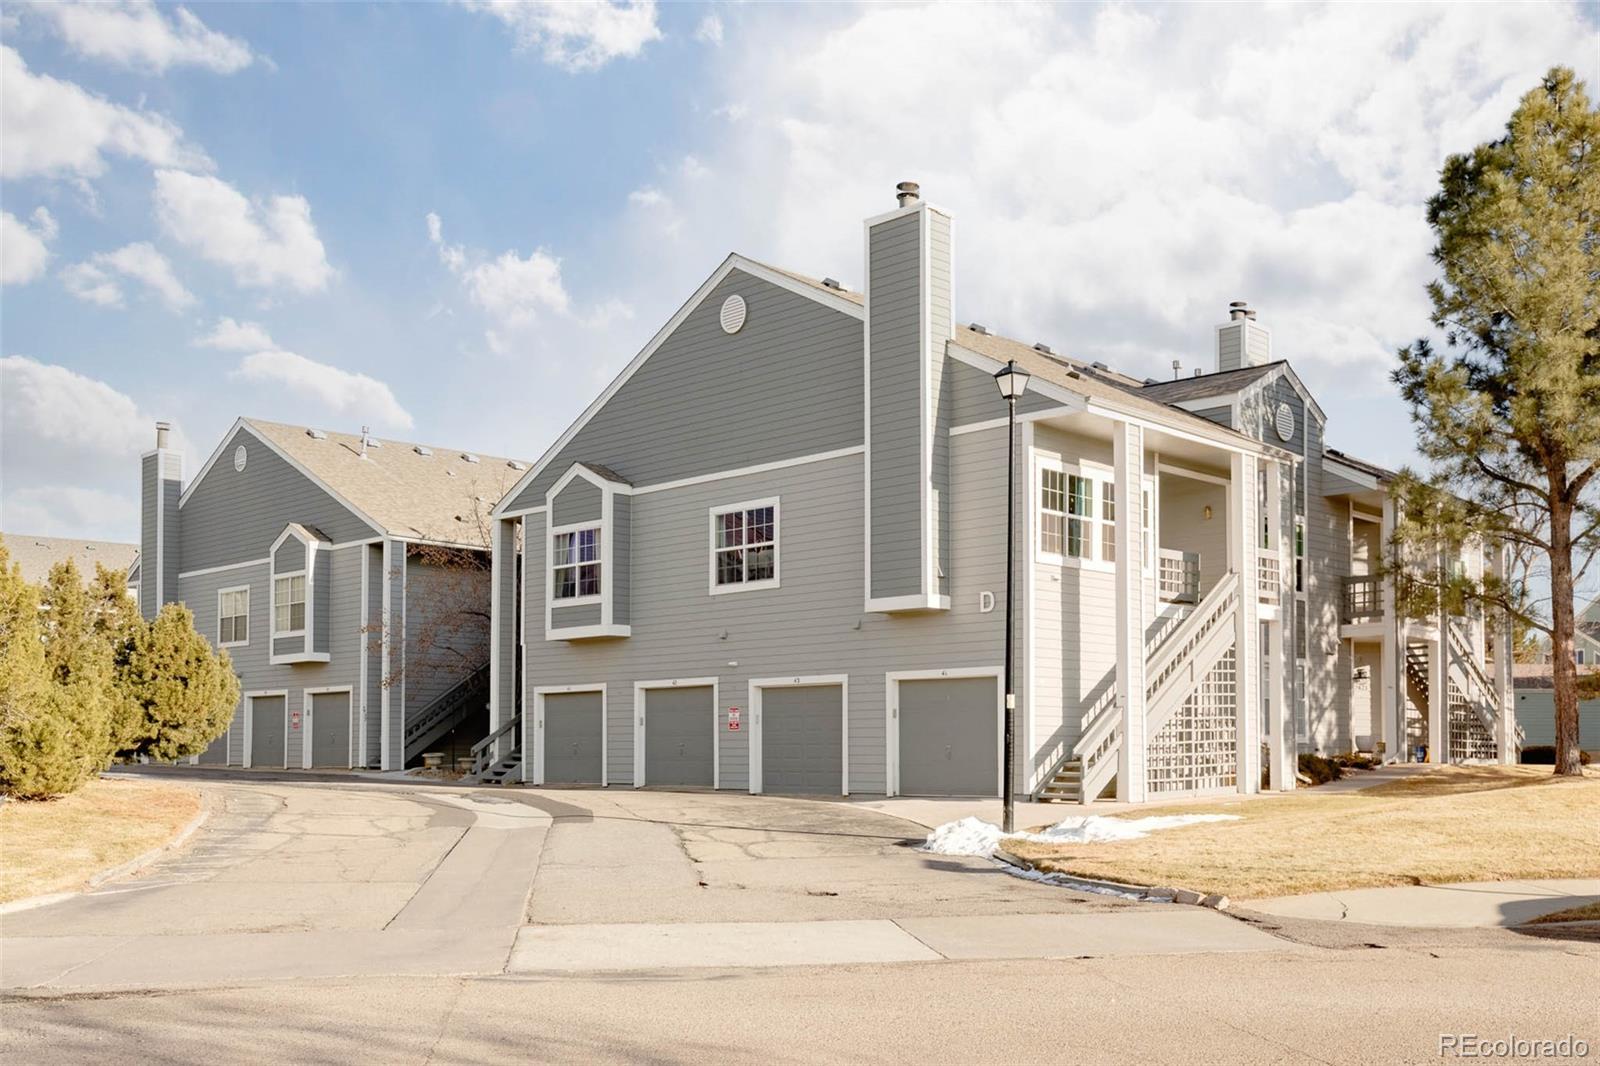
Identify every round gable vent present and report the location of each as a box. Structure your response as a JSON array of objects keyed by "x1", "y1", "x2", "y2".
[
  {"x1": 233, "y1": 445, "x2": 247, "y2": 472},
  {"x1": 719, "y1": 294, "x2": 747, "y2": 335},
  {"x1": 1274, "y1": 402, "x2": 1295, "y2": 443}
]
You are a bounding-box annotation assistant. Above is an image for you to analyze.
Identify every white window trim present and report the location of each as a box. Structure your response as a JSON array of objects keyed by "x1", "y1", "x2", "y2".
[
  {"x1": 272, "y1": 571, "x2": 308, "y2": 637},
  {"x1": 217, "y1": 584, "x2": 250, "y2": 648},
  {"x1": 1033, "y1": 454, "x2": 1116, "y2": 572},
  {"x1": 708, "y1": 496, "x2": 781, "y2": 596},
  {"x1": 548, "y1": 520, "x2": 604, "y2": 607}
]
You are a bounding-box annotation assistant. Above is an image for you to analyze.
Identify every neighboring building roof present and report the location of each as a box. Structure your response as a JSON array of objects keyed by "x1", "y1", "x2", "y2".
[
  {"x1": 1323, "y1": 447, "x2": 1398, "y2": 484},
  {"x1": 1514, "y1": 662, "x2": 1600, "y2": 689},
  {"x1": 1137, "y1": 362, "x2": 1282, "y2": 404},
  {"x1": 2, "y1": 533, "x2": 139, "y2": 586},
  {"x1": 239, "y1": 419, "x2": 531, "y2": 549}
]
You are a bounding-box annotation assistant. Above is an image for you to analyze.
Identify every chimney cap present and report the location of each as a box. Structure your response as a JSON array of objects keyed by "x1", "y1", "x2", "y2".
[
  {"x1": 154, "y1": 421, "x2": 171, "y2": 449},
  {"x1": 1229, "y1": 300, "x2": 1250, "y2": 321},
  {"x1": 895, "y1": 180, "x2": 921, "y2": 207}
]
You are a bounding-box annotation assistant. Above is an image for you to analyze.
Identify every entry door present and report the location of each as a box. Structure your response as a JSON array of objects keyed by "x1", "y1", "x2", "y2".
[
  {"x1": 543, "y1": 691, "x2": 604, "y2": 785},
  {"x1": 309, "y1": 691, "x2": 352, "y2": 768},
  {"x1": 643, "y1": 686, "x2": 715, "y2": 788},
  {"x1": 897, "y1": 677, "x2": 998, "y2": 797},
  {"x1": 761, "y1": 684, "x2": 844, "y2": 795},
  {"x1": 249, "y1": 695, "x2": 286, "y2": 769}
]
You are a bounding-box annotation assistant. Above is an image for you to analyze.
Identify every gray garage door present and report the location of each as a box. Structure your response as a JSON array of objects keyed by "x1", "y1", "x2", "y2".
[
  {"x1": 250, "y1": 695, "x2": 286, "y2": 769},
  {"x1": 197, "y1": 720, "x2": 230, "y2": 765},
  {"x1": 544, "y1": 691, "x2": 604, "y2": 784},
  {"x1": 644, "y1": 686, "x2": 715, "y2": 788},
  {"x1": 310, "y1": 691, "x2": 351, "y2": 768},
  {"x1": 898, "y1": 677, "x2": 998, "y2": 797},
  {"x1": 762, "y1": 684, "x2": 843, "y2": 795}
]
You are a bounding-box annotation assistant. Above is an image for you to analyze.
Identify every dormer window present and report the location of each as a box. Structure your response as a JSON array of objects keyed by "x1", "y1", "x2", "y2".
[{"x1": 552, "y1": 526, "x2": 601, "y2": 601}]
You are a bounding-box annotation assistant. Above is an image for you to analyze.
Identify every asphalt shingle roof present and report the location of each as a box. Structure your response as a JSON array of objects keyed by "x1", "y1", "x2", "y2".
[{"x1": 1, "y1": 534, "x2": 139, "y2": 586}]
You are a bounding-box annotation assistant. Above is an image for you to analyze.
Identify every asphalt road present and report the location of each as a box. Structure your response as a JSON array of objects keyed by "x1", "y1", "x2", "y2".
[{"x1": 2, "y1": 769, "x2": 1596, "y2": 1064}]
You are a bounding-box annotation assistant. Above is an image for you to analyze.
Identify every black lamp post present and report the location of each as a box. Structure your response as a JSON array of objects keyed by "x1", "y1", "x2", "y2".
[{"x1": 992, "y1": 358, "x2": 1030, "y2": 833}]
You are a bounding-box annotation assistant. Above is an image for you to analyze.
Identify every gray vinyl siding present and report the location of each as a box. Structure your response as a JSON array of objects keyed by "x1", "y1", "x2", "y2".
[
  {"x1": 179, "y1": 547, "x2": 365, "y2": 766},
  {"x1": 312, "y1": 549, "x2": 331, "y2": 655},
  {"x1": 403, "y1": 552, "x2": 491, "y2": 718},
  {"x1": 1188, "y1": 405, "x2": 1234, "y2": 429},
  {"x1": 1216, "y1": 323, "x2": 1244, "y2": 372},
  {"x1": 384, "y1": 539, "x2": 407, "y2": 770},
  {"x1": 161, "y1": 479, "x2": 180, "y2": 614},
  {"x1": 551, "y1": 478, "x2": 602, "y2": 527},
  {"x1": 1303, "y1": 411, "x2": 1351, "y2": 753},
  {"x1": 502, "y1": 269, "x2": 863, "y2": 511},
  {"x1": 1322, "y1": 463, "x2": 1375, "y2": 498},
  {"x1": 273, "y1": 635, "x2": 304, "y2": 658},
  {"x1": 1027, "y1": 426, "x2": 1118, "y2": 788},
  {"x1": 521, "y1": 435, "x2": 1013, "y2": 794},
  {"x1": 140, "y1": 453, "x2": 158, "y2": 619},
  {"x1": 868, "y1": 210, "x2": 926, "y2": 600},
  {"x1": 491, "y1": 520, "x2": 520, "y2": 732},
  {"x1": 946, "y1": 356, "x2": 1063, "y2": 426},
  {"x1": 1240, "y1": 375, "x2": 1305, "y2": 455},
  {"x1": 1246, "y1": 323, "x2": 1272, "y2": 364},
  {"x1": 274, "y1": 539, "x2": 305, "y2": 572},
  {"x1": 180, "y1": 426, "x2": 378, "y2": 573},
  {"x1": 365, "y1": 544, "x2": 384, "y2": 765},
  {"x1": 928, "y1": 211, "x2": 953, "y2": 598},
  {"x1": 613, "y1": 494, "x2": 631, "y2": 626},
  {"x1": 551, "y1": 602, "x2": 602, "y2": 629}
]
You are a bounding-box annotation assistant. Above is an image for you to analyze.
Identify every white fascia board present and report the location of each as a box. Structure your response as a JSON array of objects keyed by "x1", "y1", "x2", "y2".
[
  {"x1": 493, "y1": 253, "x2": 863, "y2": 519},
  {"x1": 181, "y1": 420, "x2": 387, "y2": 539},
  {"x1": 1322, "y1": 454, "x2": 1382, "y2": 491},
  {"x1": 1084, "y1": 397, "x2": 1291, "y2": 461}
]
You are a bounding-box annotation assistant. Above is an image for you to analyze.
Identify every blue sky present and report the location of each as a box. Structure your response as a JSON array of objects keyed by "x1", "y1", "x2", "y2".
[{"x1": 3, "y1": 1, "x2": 1598, "y2": 545}]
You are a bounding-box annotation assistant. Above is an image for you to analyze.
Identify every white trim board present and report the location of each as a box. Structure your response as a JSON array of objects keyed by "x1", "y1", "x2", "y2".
[
  {"x1": 492, "y1": 254, "x2": 863, "y2": 518},
  {"x1": 746, "y1": 674, "x2": 850, "y2": 797},
  {"x1": 631, "y1": 677, "x2": 721, "y2": 790}
]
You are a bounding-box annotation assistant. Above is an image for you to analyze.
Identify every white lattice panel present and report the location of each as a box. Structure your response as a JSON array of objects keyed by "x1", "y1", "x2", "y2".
[{"x1": 1147, "y1": 645, "x2": 1239, "y2": 795}]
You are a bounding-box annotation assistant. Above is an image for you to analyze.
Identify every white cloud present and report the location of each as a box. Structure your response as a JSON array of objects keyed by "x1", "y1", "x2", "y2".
[
  {"x1": 0, "y1": 45, "x2": 209, "y2": 180},
  {"x1": 625, "y1": 2, "x2": 1600, "y2": 470},
  {"x1": 695, "y1": 13, "x2": 723, "y2": 45},
  {"x1": 232, "y1": 350, "x2": 413, "y2": 429},
  {"x1": 427, "y1": 212, "x2": 574, "y2": 352},
  {"x1": 61, "y1": 242, "x2": 195, "y2": 310},
  {"x1": 34, "y1": 1, "x2": 254, "y2": 74},
  {"x1": 1, "y1": 208, "x2": 58, "y2": 284},
  {"x1": 2, "y1": 486, "x2": 140, "y2": 542},
  {"x1": 153, "y1": 169, "x2": 332, "y2": 293},
  {"x1": 460, "y1": 0, "x2": 661, "y2": 71},
  {"x1": 196, "y1": 316, "x2": 276, "y2": 352},
  {"x1": 0, "y1": 354, "x2": 179, "y2": 475}
]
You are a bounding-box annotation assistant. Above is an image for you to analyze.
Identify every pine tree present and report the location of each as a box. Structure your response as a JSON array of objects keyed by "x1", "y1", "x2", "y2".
[
  {"x1": 38, "y1": 560, "x2": 116, "y2": 769},
  {"x1": 118, "y1": 603, "x2": 239, "y2": 762},
  {"x1": 1392, "y1": 68, "x2": 1600, "y2": 776}
]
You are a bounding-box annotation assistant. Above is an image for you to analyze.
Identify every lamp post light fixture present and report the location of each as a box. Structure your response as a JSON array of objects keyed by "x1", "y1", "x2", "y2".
[{"x1": 992, "y1": 358, "x2": 1030, "y2": 833}]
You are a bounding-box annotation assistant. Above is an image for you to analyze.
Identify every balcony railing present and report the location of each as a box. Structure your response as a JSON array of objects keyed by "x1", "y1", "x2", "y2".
[
  {"x1": 1257, "y1": 548, "x2": 1281, "y2": 606},
  {"x1": 1342, "y1": 574, "x2": 1382, "y2": 622},
  {"x1": 1158, "y1": 549, "x2": 1200, "y2": 605}
]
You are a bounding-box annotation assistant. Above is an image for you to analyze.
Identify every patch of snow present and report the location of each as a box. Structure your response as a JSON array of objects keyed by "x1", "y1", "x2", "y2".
[{"x1": 920, "y1": 813, "x2": 1241, "y2": 859}]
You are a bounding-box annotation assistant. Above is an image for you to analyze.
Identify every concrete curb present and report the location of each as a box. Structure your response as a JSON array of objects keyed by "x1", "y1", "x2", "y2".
[
  {"x1": 0, "y1": 788, "x2": 210, "y2": 917},
  {"x1": 991, "y1": 847, "x2": 1229, "y2": 910}
]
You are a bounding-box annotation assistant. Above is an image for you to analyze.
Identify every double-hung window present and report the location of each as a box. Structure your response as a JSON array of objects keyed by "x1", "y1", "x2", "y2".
[
  {"x1": 552, "y1": 527, "x2": 602, "y2": 601},
  {"x1": 711, "y1": 499, "x2": 778, "y2": 592},
  {"x1": 219, "y1": 586, "x2": 249, "y2": 646},
  {"x1": 273, "y1": 574, "x2": 305, "y2": 635}
]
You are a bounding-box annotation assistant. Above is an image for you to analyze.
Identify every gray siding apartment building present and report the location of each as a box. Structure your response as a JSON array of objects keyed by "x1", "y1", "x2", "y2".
[
  {"x1": 484, "y1": 183, "x2": 1518, "y2": 803},
  {"x1": 138, "y1": 418, "x2": 526, "y2": 771}
]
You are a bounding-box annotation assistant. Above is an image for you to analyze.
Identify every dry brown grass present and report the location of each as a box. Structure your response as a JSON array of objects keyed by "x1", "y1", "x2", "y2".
[
  {"x1": 1004, "y1": 766, "x2": 1600, "y2": 900},
  {"x1": 0, "y1": 777, "x2": 200, "y2": 904},
  {"x1": 1525, "y1": 900, "x2": 1600, "y2": 924}
]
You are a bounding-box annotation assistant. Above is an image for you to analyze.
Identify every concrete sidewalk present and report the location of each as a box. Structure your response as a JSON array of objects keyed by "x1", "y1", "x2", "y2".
[
  {"x1": 507, "y1": 909, "x2": 1295, "y2": 973},
  {"x1": 1246, "y1": 878, "x2": 1600, "y2": 928}
]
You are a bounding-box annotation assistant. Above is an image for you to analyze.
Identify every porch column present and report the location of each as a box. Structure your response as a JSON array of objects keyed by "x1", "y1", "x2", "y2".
[
  {"x1": 1114, "y1": 421, "x2": 1148, "y2": 803},
  {"x1": 489, "y1": 516, "x2": 522, "y2": 762},
  {"x1": 1379, "y1": 496, "x2": 1400, "y2": 762},
  {"x1": 1428, "y1": 543, "x2": 1448, "y2": 763},
  {"x1": 1264, "y1": 458, "x2": 1292, "y2": 791},
  {"x1": 1230, "y1": 451, "x2": 1261, "y2": 793},
  {"x1": 1493, "y1": 541, "x2": 1516, "y2": 764}
]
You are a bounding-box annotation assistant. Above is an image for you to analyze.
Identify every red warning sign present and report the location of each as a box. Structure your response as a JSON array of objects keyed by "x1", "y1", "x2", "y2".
[
  {"x1": 290, "y1": 710, "x2": 302, "y2": 732},
  {"x1": 727, "y1": 707, "x2": 741, "y2": 732}
]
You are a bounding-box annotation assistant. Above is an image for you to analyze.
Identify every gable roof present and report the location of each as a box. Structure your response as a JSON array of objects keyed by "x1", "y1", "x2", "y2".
[
  {"x1": 2, "y1": 533, "x2": 139, "y2": 586},
  {"x1": 1139, "y1": 362, "x2": 1282, "y2": 404},
  {"x1": 211, "y1": 419, "x2": 530, "y2": 549}
]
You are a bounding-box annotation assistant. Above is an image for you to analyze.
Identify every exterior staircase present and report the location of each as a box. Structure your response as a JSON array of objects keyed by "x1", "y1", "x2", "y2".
[
  {"x1": 403, "y1": 662, "x2": 491, "y2": 766},
  {"x1": 1035, "y1": 570, "x2": 1242, "y2": 803},
  {"x1": 472, "y1": 749, "x2": 523, "y2": 785},
  {"x1": 1403, "y1": 629, "x2": 1520, "y2": 762},
  {"x1": 464, "y1": 712, "x2": 522, "y2": 785}
]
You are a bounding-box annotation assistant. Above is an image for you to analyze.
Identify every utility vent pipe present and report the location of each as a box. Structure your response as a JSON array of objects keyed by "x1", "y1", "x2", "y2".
[{"x1": 895, "y1": 181, "x2": 920, "y2": 207}]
